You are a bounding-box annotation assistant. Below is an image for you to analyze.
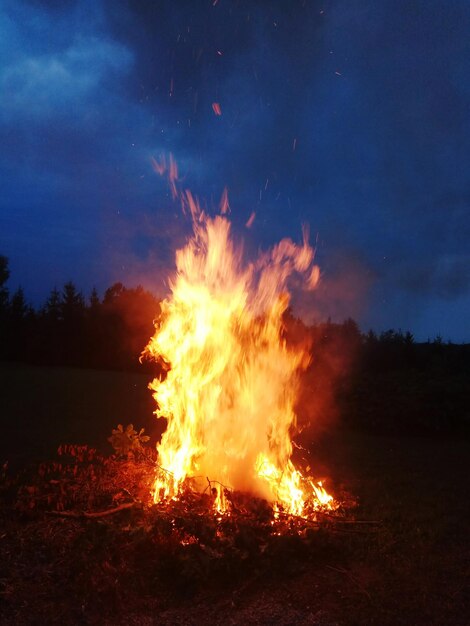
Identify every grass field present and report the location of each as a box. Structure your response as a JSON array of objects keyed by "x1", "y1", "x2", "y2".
[
  {"x1": 1, "y1": 363, "x2": 469, "y2": 624},
  {"x1": 0, "y1": 362, "x2": 158, "y2": 466}
]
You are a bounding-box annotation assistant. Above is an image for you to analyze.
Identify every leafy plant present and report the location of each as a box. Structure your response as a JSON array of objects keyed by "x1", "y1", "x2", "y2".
[{"x1": 108, "y1": 424, "x2": 150, "y2": 456}]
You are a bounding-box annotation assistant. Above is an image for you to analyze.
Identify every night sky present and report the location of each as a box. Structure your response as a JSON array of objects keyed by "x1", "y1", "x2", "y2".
[{"x1": 1, "y1": 0, "x2": 469, "y2": 341}]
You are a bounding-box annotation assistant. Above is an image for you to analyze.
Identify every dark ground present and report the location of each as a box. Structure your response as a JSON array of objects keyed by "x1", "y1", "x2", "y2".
[
  {"x1": 0, "y1": 362, "x2": 469, "y2": 625},
  {"x1": 0, "y1": 362, "x2": 158, "y2": 467}
]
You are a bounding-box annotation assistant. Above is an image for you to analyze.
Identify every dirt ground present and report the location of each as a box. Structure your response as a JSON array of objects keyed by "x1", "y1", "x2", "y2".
[{"x1": 0, "y1": 363, "x2": 469, "y2": 625}]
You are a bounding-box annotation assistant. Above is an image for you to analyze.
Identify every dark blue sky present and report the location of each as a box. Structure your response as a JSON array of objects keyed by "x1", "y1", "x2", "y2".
[{"x1": 1, "y1": 0, "x2": 469, "y2": 340}]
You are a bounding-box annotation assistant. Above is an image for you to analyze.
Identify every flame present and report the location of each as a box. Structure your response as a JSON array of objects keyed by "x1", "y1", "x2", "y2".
[{"x1": 144, "y1": 164, "x2": 334, "y2": 516}]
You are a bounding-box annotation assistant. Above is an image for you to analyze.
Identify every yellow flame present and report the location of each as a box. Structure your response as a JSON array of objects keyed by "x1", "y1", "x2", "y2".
[{"x1": 144, "y1": 169, "x2": 334, "y2": 515}]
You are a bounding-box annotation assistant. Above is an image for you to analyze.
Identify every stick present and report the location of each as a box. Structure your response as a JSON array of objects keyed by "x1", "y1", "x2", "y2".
[{"x1": 47, "y1": 502, "x2": 136, "y2": 519}]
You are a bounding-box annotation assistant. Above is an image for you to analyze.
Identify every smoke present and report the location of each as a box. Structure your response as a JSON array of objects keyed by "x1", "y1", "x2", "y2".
[{"x1": 280, "y1": 249, "x2": 373, "y2": 452}]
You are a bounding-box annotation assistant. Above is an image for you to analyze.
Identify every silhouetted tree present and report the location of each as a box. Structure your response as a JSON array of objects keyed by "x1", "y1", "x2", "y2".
[
  {"x1": 0, "y1": 258, "x2": 10, "y2": 358},
  {"x1": 380, "y1": 329, "x2": 400, "y2": 344},
  {"x1": 339, "y1": 318, "x2": 362, "y2": 351},
  {"x1": 58, "y1": 282, "x2": 86, "y2": 366},
  {"x1": 404, "y1": 331, "x2": 414, "y2": 345},
  {"x1": 89, "y1": 287, "x2": 100, "y2": 311},
  {"x1": 61, "y1": 282, "x2": 85, "y2": 321},
  {"x1": 6, "y1": 287, "x2": 35, "y2": 359},
  {"x1": 44, "y1": 287, "x2": 61, "y2": 323},
  {"x1": 9, "y1": 287, "x2": 31, "y2": 322},
  {"x1": 100, "y1": 282, "x2": 160, "y2": 370},
  {"x1": 364, "y1": 329, "x2": 378, "y2": 344},
  {"x1": 1, "y1": 258, "x2": 469, "y2": 436},
  {"x1": 0, "y1": 255, "x2": 9, "y2": 314},
  {"x1": 37, "y1": 287, "x2": 63, "y2": 365}
]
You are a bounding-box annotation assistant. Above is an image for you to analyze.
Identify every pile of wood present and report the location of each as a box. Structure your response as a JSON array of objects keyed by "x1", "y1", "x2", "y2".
[{"x1": 9, "y1": 443, "x2": 375, "y2": 546}]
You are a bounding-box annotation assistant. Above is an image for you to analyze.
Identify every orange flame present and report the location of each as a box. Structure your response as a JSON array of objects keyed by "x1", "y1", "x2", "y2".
[{"x1": 145, "y1": 160, "x2": 334, "y2": 516}]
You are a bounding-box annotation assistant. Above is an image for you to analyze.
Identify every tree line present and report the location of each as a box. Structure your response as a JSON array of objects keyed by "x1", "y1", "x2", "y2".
[
  {"x1": 1, "y1": 254, "x2": 469, "y2": 434},
  {"x1": 283, "y1": 310, "x2": 470, "y2": 436},
  {"x1": 0, "y1": 255, "x2": 160, "y2": 371},
  {"x1": 1, "y1": 254, "x2": 467, "y2": 373}
]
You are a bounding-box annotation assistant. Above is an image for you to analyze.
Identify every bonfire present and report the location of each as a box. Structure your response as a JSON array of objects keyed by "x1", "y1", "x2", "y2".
[
  {"x1": 11, "y1": 158, "x2": 363, "y2": 546},
  {"x1": 3, "y1": 160, "x2": 379, "y2": 626},
  {"x1": 143, "y1": 155, "x2": 336, "y2": 520}
]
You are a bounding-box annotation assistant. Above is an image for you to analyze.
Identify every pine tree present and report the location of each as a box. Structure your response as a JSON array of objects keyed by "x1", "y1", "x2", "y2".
[
  {"x1": 44, "y1": 287, "x2": 62, "y2": 322},
  {"x1": 9, "y1": 287, "x2": 30, "y2": 322},
  {"x1": 61, "y1": 281, "x2": 85, "y2": 321},
  {"x1": 89, "y1": 287, "x2": 100, "y2": 310},
  {"x1": 0, "y1": 255, "x2": 10, "y2": 315}
]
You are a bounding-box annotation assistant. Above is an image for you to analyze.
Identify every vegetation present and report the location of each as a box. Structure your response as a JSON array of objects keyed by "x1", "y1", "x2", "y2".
[
  {"x1": 1, "y1": 415, "x2": 468, "y2": 625},
  {"x1": 0, "y1": 254, "x2": 469, "y2": 624},
  {"x1": 0, "y1": 256, "x2": 159, "y2": 372},
  {"x1": 0, "y1": 255, "x2": 468, "y2": 436}
]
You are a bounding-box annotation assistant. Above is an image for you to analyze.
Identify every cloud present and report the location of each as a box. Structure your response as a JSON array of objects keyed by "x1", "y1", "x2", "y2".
[
  {"x1": 394, "y1": 254, "x2": 470, "y2": 300},
  {"x1": 0, "y1": 0, "x2": 145, "y2": 200},
  {"x1": 1, "y1": 37, "x2": 132, "y2": 122},
  {"x1": 0, "y1": 0, "x2": 133, "y2": 132}
]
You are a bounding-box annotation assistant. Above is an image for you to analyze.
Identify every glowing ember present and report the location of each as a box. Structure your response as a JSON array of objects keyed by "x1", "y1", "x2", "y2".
[
  {"x1": 144, "y1": 159, "x2": 335, "y2": 516},
  {"x1": 212, "y1": 102, "x2": 222, "y2": 116}
]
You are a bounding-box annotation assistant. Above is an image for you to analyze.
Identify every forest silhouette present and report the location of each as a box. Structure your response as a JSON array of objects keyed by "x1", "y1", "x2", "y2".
[{"x1": 1, "y1": 255, "x2": 468, "y2": 435}]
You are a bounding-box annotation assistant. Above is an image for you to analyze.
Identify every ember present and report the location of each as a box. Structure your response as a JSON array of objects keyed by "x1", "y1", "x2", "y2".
[
  {"x1": 143, "y1": 158, "x2": 337, "y2": 518},
  {"x1": 212, "y1": 102, "x2": 222, "y2": 115}
]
